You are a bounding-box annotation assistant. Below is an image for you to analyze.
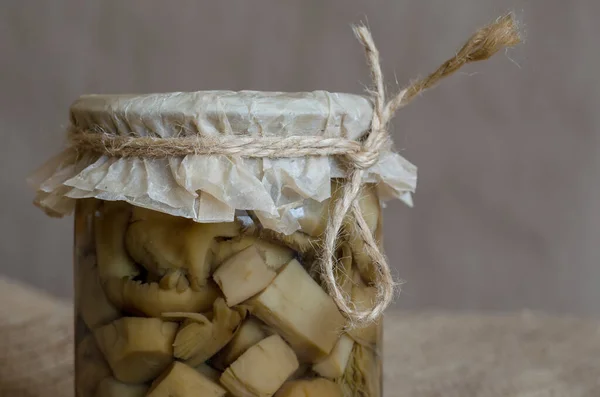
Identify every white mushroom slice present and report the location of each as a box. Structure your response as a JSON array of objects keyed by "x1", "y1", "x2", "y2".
[
  {"x1": 77, "y1": 255, "x2": 120, "y2": 329},
  {"x1": 312, "y1": 334, "x2": 354, "y2": 379},
  {"x1": 95, "y1": 377, "x2": 148, "y2": 397},
  {"x1": 250, "y1": 259, "x2": 346, "y2": 361},
  {"x1": 212, "y1": 318, "x2": 268, "y2": 369},
  {"x1": 148, "y1": 362, "x2": 227, "y2": 397},
  {"x1": 213, "y1": 236, "x2": 294, "y2": 271},
  {"x1": 173, "y1": 298, "x2": 242, "y2": 367},
  {"x1": 95, "y1": 201, "x2": 139, "y2": 282},
  {"x1": 104, "y1": 278, "x2": 219, "y2": 317},
  {"x1": 94, "y1": 317, "x2": 177, "y2": 383},
  {"x1": 220, "y1": 335, "x2": 299, "y2": 397},
  {"x1": 213, "y1": 246, "x2": 277, "y2": 306},
  {"x1": 76, "y1": 335, "x2": 111, "y2": 397},
  {"x1": 275, "y1": 378, "x2": 343, "y2": 397},
  {"x1": 125, "y1": 216, "x2": 239, "y2": 289}
]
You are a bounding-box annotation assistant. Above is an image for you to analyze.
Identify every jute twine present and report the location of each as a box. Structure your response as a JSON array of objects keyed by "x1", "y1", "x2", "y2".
[{"x1": 68, "y1": 14, "x2": 520, "y2": 325}]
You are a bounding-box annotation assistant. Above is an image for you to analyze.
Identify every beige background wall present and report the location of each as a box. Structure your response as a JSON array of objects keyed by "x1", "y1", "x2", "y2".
[{"x1": 2, "y1": 0, "x2": 599, "y2": 315}]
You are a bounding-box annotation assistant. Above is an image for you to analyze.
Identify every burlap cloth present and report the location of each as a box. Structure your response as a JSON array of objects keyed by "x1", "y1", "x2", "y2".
[{"x1": 1, "y1": 277, "x2": 599, "y2": 397}]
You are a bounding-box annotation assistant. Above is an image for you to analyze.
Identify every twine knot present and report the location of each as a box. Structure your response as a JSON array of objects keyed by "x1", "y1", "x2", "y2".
[{"x1": 347, "y1": 149, "x2": 380, "y2": 170}]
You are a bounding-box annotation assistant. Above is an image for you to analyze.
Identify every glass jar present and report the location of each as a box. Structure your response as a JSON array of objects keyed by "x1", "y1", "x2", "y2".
[
  {"x1": 32, "y1": 90, "x2": 416, "y2": 397},
  {"x1": 74, "y1": 183, "x2": 383, "y2": 397}
]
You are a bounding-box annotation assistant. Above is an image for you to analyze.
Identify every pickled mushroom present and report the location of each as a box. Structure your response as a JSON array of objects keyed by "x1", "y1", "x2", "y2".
[
  {"x1": 171, "y1": 313, "x2": 213, "y2": 363},
  {"x1": 213, "y1": 246, "x2": 277, "y2": 306},
  {"x1": 172, "y1": 298, "x2": 242, "y2": 367},
  {"x1": 213, "y1": 236, "x2": 294, "y2": 271},
  {"x1": 339, "y1": 344, "x2": 381, "y2": 397},
  {"x1": 94, "y1": 317, "x2": 177, "y2": 383},
  {"x1": 95, "y1": 201, "x2": 139, "y2": 282},
  {"x1": 220, "y1": 334, "x2": 299, "y2": 397},
  {"x1": 312, "y1": 334, "x2": 354, "y2": 379},
  {"x1": 95, "y1": 377, "x2": 148, "y2": 397},
  {"x1": 212, "y1": 318, "x2": 268, "y2": 370},
  {"x1": 249, "y1": 227, "x2": 317, "y2": 257},
  {"x1": 76, "y1": 335, "x2": 111, "y2": 397},
  {"x1": 148, "y1": 362, "x2": 227, "y2": 397},
  {"x1": 125, "y1": 212, "x2": 240, "y2": 289},
  {"x1": 104, "y1": 278, "x2": 219, "y2": 317},
  {"x1": 159, "y1": 269, "x2": 190, "y2": 292},
  {"x1": 77, "y1": 255, "x2": 120, "y2": 329},
  {"x1": 275, "y1": 378, "x2": 342, "y2": 397},
  {"x1": 250, "y1": 259, "x2": 346, "y2": 362}
]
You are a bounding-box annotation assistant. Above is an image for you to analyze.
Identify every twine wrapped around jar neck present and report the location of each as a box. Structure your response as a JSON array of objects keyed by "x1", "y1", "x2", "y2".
[{"x1": 67, "y1": 14, "x2": 520, "y2": 325}]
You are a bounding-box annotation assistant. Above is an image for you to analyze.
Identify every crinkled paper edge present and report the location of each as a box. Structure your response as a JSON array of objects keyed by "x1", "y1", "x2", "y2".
[{"x1": 29, "y1": 149, "x2": 416, "y2": 234}]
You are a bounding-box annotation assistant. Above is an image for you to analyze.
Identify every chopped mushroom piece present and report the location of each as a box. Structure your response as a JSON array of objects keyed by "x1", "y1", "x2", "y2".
[
  {"x1": 312, "y1": 334, "x2": 354, "y2": 379},
  {"x1": 94, "y1": 317, "x2": 177, "y2": 383},
  {"x1": 250, "y1": 259, "x2": 346, "y2": 361},
  {"x1": 213, "y1": 246, "x2": 277, "y2": 306},
  {"x1": 249, "y1": 227, "x2": 317, "y2": 257},
  {"x1": 148, "y1": 362, "x2": 227, "y2": 397},
  {"x1": 275, "y1": 378, "x2": 342, "y2": 397},
  {"x1": 95, "y1": 201, "x2": 139, "y2": 282},
  {"x1": 76, "y1": 335, "x2": 111, "y2": 397},
  {"x1": 173, "y1": 298, "x2": 242, "y2": 366},
  {"x1": 104, "y1": 278, "x2": 219, "y2": 317},
  {"x1": 220, "y1": 335, "x2": 299, "y2": 397},
  {"x1": 125, "y1": 213, "x2": 239, "y2": 289},
  {"x1": 213, "y1": 236, "x2": 294, "y2": 271},
  {"x1": 172, "y1": 313, "x2": 213, "y2": 363},
  {"x1": 95, "y1": 377, "x2": 148, "y2": 397},
  {"x1": 212, "y1": 318, "x2": 268, "y2": 369},
  {"x1": 77, "y1": 255, "x2": 120, "y2": 329}
]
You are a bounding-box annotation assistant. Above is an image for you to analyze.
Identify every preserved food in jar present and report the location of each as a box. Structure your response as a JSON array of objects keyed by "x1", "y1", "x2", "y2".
[{"x1": 74, "y1": 184, "x2": 383, "y2": 397}]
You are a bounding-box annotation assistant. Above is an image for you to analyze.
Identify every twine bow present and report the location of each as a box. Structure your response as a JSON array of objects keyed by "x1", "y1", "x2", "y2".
[
  {"x1": 322, "y1": 14, "x2": 520, "y2": 325},
  {"x1": 67, "y1": 14, "x2": 520, "y2": 325}
]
